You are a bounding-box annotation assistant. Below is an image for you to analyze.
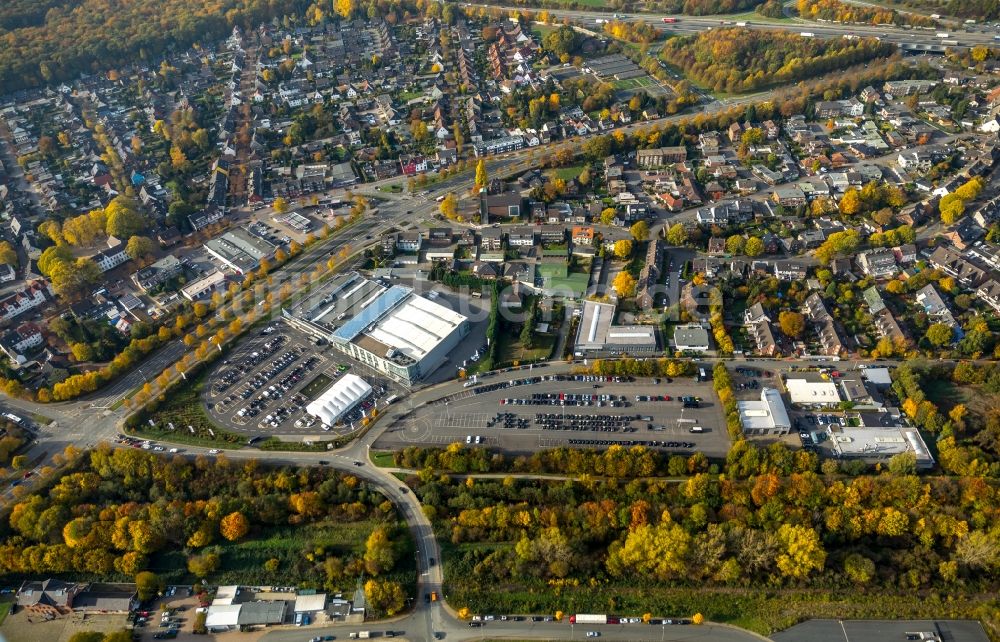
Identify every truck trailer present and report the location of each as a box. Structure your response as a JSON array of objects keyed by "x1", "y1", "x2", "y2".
[{"x1": 570, "y1": 614, "x2": 608, "y2": 624}]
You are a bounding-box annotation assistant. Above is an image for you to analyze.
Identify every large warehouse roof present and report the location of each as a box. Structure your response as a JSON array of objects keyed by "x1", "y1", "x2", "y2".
[
  {"x1": 367, "y1": 293, "x2": 467, "y2": 361},
  {"x1": 305, "y1": 374, "x2": 372, "y2": 426}
]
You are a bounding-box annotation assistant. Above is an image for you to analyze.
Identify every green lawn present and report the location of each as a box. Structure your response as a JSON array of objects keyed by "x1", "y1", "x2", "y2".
[
  {"x1": 399, "y1": 90, "x2": 425, "y2": 102},
  {"x1": 498, "y1": 332, "x2": 556, "y2": 366},
  {"x1": 0, "y1": 602, "x2": 11, "y2": 626},
  {"x1": 370, "y1": 451, "x2": 396, "y2": 468},
  {"x1": 546, "y1": 164, "x2": 585, "y2": 181},
  {"x1": 301, "y1": 373, "x2": 334, "y2": 400}
]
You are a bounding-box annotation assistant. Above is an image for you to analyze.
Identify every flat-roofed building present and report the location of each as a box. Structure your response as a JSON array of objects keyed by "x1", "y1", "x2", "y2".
[
  {"x1": 573, "y1": 299, "x2": 657, "y2": 355},
  {"x1": 786, "y1": 378, "x2": 842, "y2": 406},
  {"x1": 738, "y1": 387, "x2": 792, "y2": 435},
  {"x1": 283, "y1": 272, "x2": 469, "y2": 385},
  {"x1": 673, "y1": 323, "x2": 710, "y2": 352},
  {"x1": 181, "y1": 270, "x2": 227, "y2": 301},
  {"x1": 205, "y1": 227, "x2": 276, "y2": 274}
]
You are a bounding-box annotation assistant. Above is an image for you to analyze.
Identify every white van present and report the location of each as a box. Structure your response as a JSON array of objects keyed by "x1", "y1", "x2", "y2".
[{"x1": 689, "y1": 426, "x2": 705, "y2": 433}]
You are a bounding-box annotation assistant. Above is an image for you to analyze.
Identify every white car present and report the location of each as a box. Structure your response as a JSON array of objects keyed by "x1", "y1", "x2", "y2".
[
  {"x1": 586, "y1": 633, "x2": 601, "y2": 638},
  {"x1": 168, "y1": 448, "x2": 180, "y2": 454},
  {"x1": 208, "y1": 449, "x2": 222, "y2": 455}
]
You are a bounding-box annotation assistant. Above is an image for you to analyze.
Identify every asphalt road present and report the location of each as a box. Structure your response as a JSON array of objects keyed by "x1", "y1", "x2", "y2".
[{"x1": 474, "y1": 3, "x2": 999, "y2": 48}]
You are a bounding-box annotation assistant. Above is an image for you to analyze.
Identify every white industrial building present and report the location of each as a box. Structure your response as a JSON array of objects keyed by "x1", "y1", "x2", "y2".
[
  {"x1": 284, "y1": 272, "x2": 469, "y2": 385},
  {"x1": 305, "y1": 374, "x2": 372, "y2": 427},
  {"x1": 738, "y1": 387, "x2": 792, "y2": 435},
  {"x1": 785, "y1": 378, "x2": 842, "y2": 406},
  {"x1": 574, "y1": 300, "x2": 658, "y2": 355}
]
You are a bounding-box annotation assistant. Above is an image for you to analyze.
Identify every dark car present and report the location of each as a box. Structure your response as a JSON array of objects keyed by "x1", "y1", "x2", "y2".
[{"x1": 469, "y1": 621, "x2": 483, "y2": 627}]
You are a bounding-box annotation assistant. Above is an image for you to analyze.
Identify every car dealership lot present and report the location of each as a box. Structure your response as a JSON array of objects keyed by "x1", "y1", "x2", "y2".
[
  {"x1": 202, "y1": 323, "x2": 396, "y2": 438},
  {"x1": 376, "y1": 373, "x2": 730, "y2": 456}
]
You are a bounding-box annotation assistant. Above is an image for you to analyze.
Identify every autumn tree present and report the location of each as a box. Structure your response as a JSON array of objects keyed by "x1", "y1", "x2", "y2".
[
  {"x1": 0, "y1": 241, "x2": 16, "y2": 268},
  {"x1": 925, "y1": 323, "x2": 953, "y2": 347},
  {"x1": 220, "y1": 511, "x2": 249, "y2": 541},
  {"x1": 273, "y1": 197, "x2": 290, "y2": 214},
  {"x1": 613, "y1": 271, "x2": 637, "y2": 298},
  {"x1": 187, "y1": 552, "x2": 220, "y2": 577},
  {"x1": 775, "y1": 524, "x2": 826, "y2": 580},
  {"x1": 439, "y1": 193, "x2": 458, "y2": 219},
  {"x1": 613, "y1": 239, "x2": 634, "y2": 259},
  {"x1": 666, "y1": 223, "x2": 687, "y2": 246},
  {"x1": 135, "y1": 571, "x2": 162, "y2": 601},
  {"x1": 125, "y1": 236, "x2": 155, "y2": 262},
  {"x1": 629, "y1": 220, "x2": 649, "y2": 241},
  {"x1": 740, "y1": 236, "x2": 762, "y2": 257},
  {"x1": 778, "y1": 311, "x2": 806, "y2": 338},
  {"x1": 606, "y1": 517, "x2": 691, "y2": 581},
  {"x1": 364, "y1": 579, "x2": 406, "y2": 616},
  {"x1": 475, "y1": 159, "x2": 488, "y2": 191},
  {"x1": 363, "y1": 527, "x2": 396, "y2": 575}
]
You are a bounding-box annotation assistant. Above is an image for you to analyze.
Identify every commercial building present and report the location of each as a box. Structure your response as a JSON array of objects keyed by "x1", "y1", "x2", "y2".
[
  {"x1": 132, "y1": 255, "x2": 182, "y2": 292},
  {"x1": 673, "y1": 324, "x2": 710, "y2": 352},
  {"x1": 785, "y1": 378, "x2": 842, "y2": 406},
  {"x1": 636, "y1": 146, "x2": 687, "y2": 167},
  {"x1": 283, "y1": 272, "x2": 469, "y2": 385},
  {"x1": 573, "y1": 299, "x2": 658, "y2": 356},
  {"x1": 205, "y1": 227, "x2": 276, "y2": 274},
  {"x1": 305, "y1": 373, "x2": 372, "y2": 427},
  {"x1": 181, "y1": 270, "x2": 227, "y2": 301},
  {"x1": 738, "y1": 387, "x2": 792, "y2": 435}
]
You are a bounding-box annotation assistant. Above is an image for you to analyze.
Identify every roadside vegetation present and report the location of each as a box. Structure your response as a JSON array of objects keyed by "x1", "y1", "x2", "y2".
[
  {"x1": 661, "y1": 29, "x2": 896, "y2": 94},
  {"x1": 406, "y1": 464, "x2": 1000, "y2": 636},
  {"x1": 0, "y1": 446, "x2": 414, "y2": 616}
]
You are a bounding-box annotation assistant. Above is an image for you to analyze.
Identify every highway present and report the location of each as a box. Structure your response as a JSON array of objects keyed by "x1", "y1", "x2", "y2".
[{"x1": 471, "y1": 2, "x2": 999, "y2": 48}]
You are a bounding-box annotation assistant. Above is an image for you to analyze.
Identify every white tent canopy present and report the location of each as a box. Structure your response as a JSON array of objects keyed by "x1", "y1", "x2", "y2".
[{"x1": 305, "y1": 373, "x2": 372, "y2": 426}]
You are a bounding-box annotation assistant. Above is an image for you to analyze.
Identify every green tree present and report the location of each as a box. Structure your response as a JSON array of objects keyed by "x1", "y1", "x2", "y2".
[
  {"x1": 725, "y1": 235, "x2": 745, "y2": 255},
  {"x1": 0, "y1": 241, "x2": 18, "y2": 266},
  {"x1": 125, "y1": 235, "x2": 155, "y2": 262},
  {"x1": 843, "y1": 553, "x2": 876, "y2": 584},
  {"x1": 135, "y1": 571, "x2": 162, "y2": 601},
  {"x1": 925, "y1": 323, "x2": 953, "y2": 347}
]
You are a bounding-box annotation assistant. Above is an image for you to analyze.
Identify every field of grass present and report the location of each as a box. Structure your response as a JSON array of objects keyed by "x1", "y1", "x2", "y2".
[
  {"x1": 546, "y1": 164, "x2": 585, "y2": 181},
  {"x1": 129, "y1": 379, "x2": 246, "y2": 448},
  {"x1": 0, "y1": 602, "x2": 11, "y2": 626},
  {"x1": 301, "y1": 373, "x2": 334, "y2": 400},
  {"x1": 370, "y1": 451, "x2": 396, "y2": 468},
  {"x1": 498, "y1": 332, "x2": 556, "y2": 366},
  {"x1": 715, "y1": 9, "x2": 794, "y2": 23},
  {"x1": 442, "y1": 547, "x2": 998, "y2": 637},
  {"x1": 151, "y1": 518, "x2": 414, "y2": 589}
]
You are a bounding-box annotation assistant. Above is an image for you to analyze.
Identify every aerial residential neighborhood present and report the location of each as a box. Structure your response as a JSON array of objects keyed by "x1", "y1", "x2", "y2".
[{"x1": 0, "y1": 1, "x2": 997, "y2": 642}]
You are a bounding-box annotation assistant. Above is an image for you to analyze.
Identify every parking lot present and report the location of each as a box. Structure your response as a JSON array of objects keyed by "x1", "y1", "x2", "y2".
[
  {"x1": 376, "y1": 372, "x2": 730, "y2": 456},
  {"x1": 203, "y1": 323, "x2": 397, "y2": 439}
]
